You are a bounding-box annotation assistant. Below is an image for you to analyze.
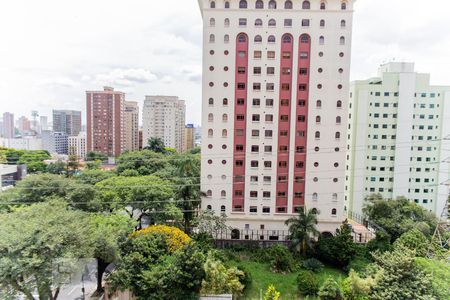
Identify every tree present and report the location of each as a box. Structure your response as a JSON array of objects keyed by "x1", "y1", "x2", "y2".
[
  {"x1": 1, "y1": 149, "x2": 50, "y2": 173},
  {"x1": 0, "y1": 200, "x2": 93, "y2": 300},
  {"x1": 116, "y1": 150, "x2": 168, "y2": 176},
  {"x1": 342, "y1": 270, "x2": 376, "y2": 300},
  {"x1": 297, "y1": 270, "x2": 319, "y2": 296},
  {"x1": 264, "y1": 285, "x2": 281, "y2": 300},
  {"x1": 285, "y1": 209, "x2": 320, "y2": 256},
  {"x1": 201, "y1": 253, "x2": 244, "y2": 296},
  {"x1": 66, "y1": 154, "x2": 80, "y2": 176},
  {"x1": 393, "y1": 228, "x2": 429, "y2": 257},
  {"x1": 144, "y1": 137, "x2": 166, "y2": 153},
  {"x1": 267, "y1": 245, "x2": 293, "y2": 273},
  {"x1": 318, "y1": 277, "x2": 342, "y2": 300},
  {"x1": 85, "y1": 152, "x2": 108, "y2": 162},
  {"x1": 193, "y1": 210, "x2": 229, "y2": 237},
  {"x1": 91, "y1": 213, "x2": 136, "y2": 294},
  {"x1": 75, "y1": 169, "x2": 115, "y2": 185},
  {"x1": 46, "y1": 161, "x2": 67, "y2": 175}
]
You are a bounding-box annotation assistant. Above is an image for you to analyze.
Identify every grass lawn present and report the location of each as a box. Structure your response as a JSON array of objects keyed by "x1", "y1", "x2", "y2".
[{"x1": 231, "y1": 260, "x2": 346, "y2": 300}]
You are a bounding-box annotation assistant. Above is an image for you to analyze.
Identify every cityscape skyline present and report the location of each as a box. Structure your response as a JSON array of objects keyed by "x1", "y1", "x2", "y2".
[{"x1": 1, "y1": 0, "x2": 450, "y2": 124}]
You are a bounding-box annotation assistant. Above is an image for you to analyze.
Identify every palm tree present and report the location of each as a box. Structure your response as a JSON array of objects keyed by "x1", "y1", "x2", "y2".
[
  {"x1": 145, "y1": 137, "x2": 166, "y2": 153},
  {"x1": 285, "y1": 209, "x2": 320, "y2": 256}
]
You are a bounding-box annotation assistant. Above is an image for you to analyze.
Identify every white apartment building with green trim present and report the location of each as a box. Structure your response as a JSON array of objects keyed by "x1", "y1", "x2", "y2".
[{"x1": 345, "y1": 62, "x2": 450, "y2": 218}]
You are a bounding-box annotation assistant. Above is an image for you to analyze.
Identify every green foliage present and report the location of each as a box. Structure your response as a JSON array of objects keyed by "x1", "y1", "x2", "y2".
[
  {"x1": 363, "y1": 195, "x2": 438, "y2": 241},
  {"x1": 85, "y1": 151, "x2": 108, "y2": 162},
  {"x1": 297, "y1": 270, "x2": 319, "y2": 296},
  {"x1": 201, "y1": 252, "x2": 245, "y2": 296},
  {"x1": 285, "y1": 208, "x2": 320, "y2": 255},
  {"x1": 46, "y1": 160, "x2": 67, "y2": 175},
  {"x1": 236, "y1": 264, "x2": 252, "y2": 291},
  {"x1": 264, "y1": 284, "x2": 281, "y2": 300},
  {"x1": 346, "y1": 255, "x2": 371, "y2": 274},
  {"x1": 393, "y1": 228, "x2": 429, "y2": 257},
  {"x1": 144, "y1": 137, "x2": 167, "y2": 153},
  {"x1": 318, "y1": 277, "x2": 342, "y2": 300},
  {"x1": 366, "y1": 231, "x2": 392, "y2": 253},
  {"x1": 267, "y1": 245, "x2": 293, "y2": 273},
  {"x1": 75, "y1": 169, "x2": 115, "y2": 185},
  {"x1": 116, "y1": 150, "x2": 168, "y2": 176},
  {"x1": 302, "y1": 258, "x2": 324, "y2": 273},
  {"x1": 85, "y1": 160, "x2": 101, "y2": 170},
  {"x1": 416, "y1": 257, "x2": 450, "y2": 299},
  {"x1": 194, "y1": 210, "x2": 229, "y2": 236},
  {"x1": 342, "y1": 270, "x2": 374, "y2": 300},
  {"x1": 316, "y1": 220, "x2": 357, "y2": 268},
  {"x1": 0, "y1": 200, "x2": 93, "y2": 300},
  {"x1": 0, "y1": 148, "x2": 51, "y2": 173}
]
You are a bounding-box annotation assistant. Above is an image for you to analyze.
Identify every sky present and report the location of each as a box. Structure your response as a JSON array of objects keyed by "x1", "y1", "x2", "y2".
[{"x1": 0, "y1": 0, "x2": 449, "y2": 126}]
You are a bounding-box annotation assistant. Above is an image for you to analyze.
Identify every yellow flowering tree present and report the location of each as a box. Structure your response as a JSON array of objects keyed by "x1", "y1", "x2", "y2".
[{"x1": 131, "y1": 225, "x2": 191, "y2": 253}]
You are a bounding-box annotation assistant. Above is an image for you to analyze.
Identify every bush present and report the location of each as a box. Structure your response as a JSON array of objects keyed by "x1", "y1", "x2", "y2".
[
  {"x1": 192, "y1": 232, "x2": 214, "y2": 251},
  {"x1": 318, "y1": 277, "x2": 342, "y2": 300},
  {"x1": 236, "y1": 265, "x2": 253, "y2": 291},
  {"x1": 393, "y1": 228, "x2": 429, "y2": 257},
  {"x1": 346, "y1": 256, "x2": 371, "y2": 273},
  {"x1": 366, "y1": 231, "x2": 391, "y2": 253},
  {"x1": 268, "y1": 245, "x2": 293, "y2": 273},
  {"x1": 297, "y1": 270, "x2": 319, "y2": 296},
  {"x1": 301, "y1": 258, "x2": 324, "y2": 273}
]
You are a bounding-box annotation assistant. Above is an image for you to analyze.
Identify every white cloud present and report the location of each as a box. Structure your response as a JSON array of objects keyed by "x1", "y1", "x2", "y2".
[{"x1": 94, "y1": 68, "x2": 158, "y2": 87}]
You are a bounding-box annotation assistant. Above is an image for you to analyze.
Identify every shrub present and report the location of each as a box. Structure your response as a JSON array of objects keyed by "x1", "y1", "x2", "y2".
[
  {"x1": 366, "y1": 231, "x2": 391, "y2": 253},
  {"x1": 192, "y1": 232, "x2": 215, "y2": 251},
  {"x1": 236, "y1": 264, "x2": 252, "y2": 290},
  {"x1": 301, "y1": 258, "x2": 324, "y2": 273},
  {"x1": 264, "y1": 285, "x2": 281, "y2": 300},
  {"x1": 297, "y1": 270, "x2": 319, "y2": 296},
  {"x1": 346, "y1": 255, "x2": 371, "y2": 273},
  {"x1": 393, "y1": 228, "x2": 429, "y2": 257},
  {"x1": 268, "y1": 245, "x2": 293, "y2": 273},
  {"x1": 318, "y1": 277, "x2": 342, "y2": 300}
]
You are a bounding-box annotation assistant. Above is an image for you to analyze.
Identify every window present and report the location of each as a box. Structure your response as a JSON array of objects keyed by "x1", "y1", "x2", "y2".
[
  {"x1": 208, "y1": 129, "x2": 213, "y2": 137},
  {"x1": 268, "y1": 19, "x2": 276, "y2": 27},
  {"x1": 254, "y1": 35, "x2": 262, "y2": 43},
  {"x1": 316, "y1": 100, "x2": 322, "y2": 108},
  {"x1": 269, "y1": 0, "x2": 277, "y2": 9},
  {"x1": 341, "y1": 20, "x2": 346, "y2": 28},
  {"x1": 239, "y1": 18, "x2": 247, "y2": 26},
  {"x1": 265, "y1": 114, "x2": 274, "y2": 122},
  {"x1": 268, "y1": 35, "x2": 276, "y2": 43},
  {"x1": 312, "y1": 193, "x2": 318, "y2": 201},
  {"x1": 302, "y1": 19, "x2": 310, "y2": 27},
  {"x1": 300, "y1": 35, "x2": 309, "y2": 43},
  {"x1": 208, "y1": 98, "x2": 214, "y2": 105},
  {"x1": 341, "y1": 1, "x2": 347, "y2": 10},
  {"x1": 250, "y1": 206, "x2": 257, "y2": 213},
  {"x1": 254, "y1": 51, "x2": 262, "y2": 59},
  {"x1": 320, "y1": 19, "x2": 325, "y2": 27},
  {"x1": 209, "y1": 18, "x2": 215, "y2": 26},
  {"x1": 332, "y1": 193, "x2": 338, "y2": 201},
  {"x1": 315, "y1": 131, "x2": 320, "y2": 139},
  {"x1": 302, "y1": 0, "x2": 310, "y2": 9},
  {"x1": 251, "y1": 160, "x2": 258, "y2": 167},
  {"x1": 225, "y1": 1, "x2": 230, "y2": 8},
  {"x1": 222, "y1": 114, "x2": 228, "y2": 122},
  {"x1": 264, "y1": 161, "x2": 272, "y2": 168},
  {"x1": 221, "y1": 205, "x2": 226, "y2": 212},
  {"x1": 267, "y1": 51, "x2": 275, "y2": 59},
  {"x1": 320, "y1": 2, "x2": 326, "y2": 9},
  {"x1": 252, "y1": 129, "x2": 260, "y2": 137},
  {"x1": 210, "y1": 1, "x2": 216, "y2": 8},
  {"x1": 209, "y1": 34, "x2": 215, "y2": 43},
  {"x1": 266, "y1": 83, "x2": 275, "y2": 91},
  {"x1": 252, "y1": 114, "x2": 260, "y2": 121},
  {"x1": 238, "y1": 34, "x2": 247, "y2": 43},
  {"x1": 265, "y1": 130, "x2": 272, "y2": 137},
  {"x1": 224, "y1": 34, "x2": 229, "y2": 43},
  {"x1": 253, "y1": 83, "x2": 261, "y2": 90},
  {"x1": 239, "y1": 0, "x2": 247, "y2": 8},
  {"x1": 255, "y1": 0, "x2": 264, "y2": 9},
  {"x1": 235, "y1": 160, "x2": 243, "y2": 167},
  {"x1": 236, "y1": 98, "x2": 244, "y2": 105},
  {"x1": 224, "y1": 18, "x2": 230, "y2": 27},
  {"x1": 250, "y1": 191, "x2": 258, "y2": 198},
  {"x1": 335, "y1": 132, "x2": 341, "y2": 139},
  {"x1": 299, "y1": 68, "x2": 307, "y2": 75},
  {"x1": 319, "y1": 36, "x2": 325, "y2": 45},
  {"x1": 266, "y1": 99, "x2": 274, "y2": 106},
  {"x1": 284, "y1": 19, "x2": 292, "y2": 27},
  {"x1": 263, "y1": 207, "x2": 270, "y2": 213},
  {"x1": 267, "y1": 67, "x2": 275, "y2": 75},
  {"x1": 332, "y1": 208, "x2": 337, "y2": 215},
  {"x1": 340, "y1": 36, "x2": 345, "y2": 45},
  {"x1": 238, "y1": 67, "x2": 246, "y2": 74},
  {"x1": 236, "y1": 145, "x2": 244, "y2": 151},
  {"x1": 253, "y1": 67, "x2": 261, "y2": 75},
  {"x1": 221, "y1": 190, "x2": 226, "y2": 197},
  {"x1": 285, "y1": 0, "x2": 293, "y2": 9},
  {"x1": 336, "y1": 116, "x2": 341, "y2": 124},
  {"x1": 237, "y1": 83, "x2": 246, "y2": 89},
  {"x1": 316, "y1": 116, "x2": 321, "y2": 123},
  {"x1": 255, "y1": 18, "x2": 263, "y2": 26},
  {"x1": 208, "y1": 113, "x2": 214, "y2": 121},
  {"x1": 206, "y1": 205, "x2": 212, "y2": 210}
]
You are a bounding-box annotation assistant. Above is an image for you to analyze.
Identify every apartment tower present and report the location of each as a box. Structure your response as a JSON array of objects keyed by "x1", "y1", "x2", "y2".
[
  {"x1": 199, "y1": 0, "x2": 355, "y2": 238},
  {"x1": 184, "y1": 124, "x2": 196, "y2": 152},
  {"x1": 2, "y1": 112, "x2": 14, "y2": 139},
  {"x1": 142, "y1": 96, "x2": 186, "y2": 152},
  {"x1": 124, "y1": 101, "x2": 140, "y2": 152},
  {"x1": 52, "y1": 110, "x2": 82, "y2": 136},
  {"x1": 345, "y1": 62, "x2": 450, "y2": 218},
  {"x1": 86, "y1": 87, "x2": 125, "y2": 157}
]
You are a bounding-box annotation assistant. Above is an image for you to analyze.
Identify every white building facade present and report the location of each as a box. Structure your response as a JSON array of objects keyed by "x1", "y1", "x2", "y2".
[
  {"x1": 199, "y1": 0, "x2": 356, "y2": 239},
  {"x1": 142, "y1": 96, "x2": 186, "y2": 153},
  {"x1": 0, "y1": 138, "x2": 43, "y2": 151},
  {"x1": 345, "y1": 62, "x2": 450, "y2": 218},
  {"x1": 68, "y1": 132, "x2": 87, "y2": 159}
]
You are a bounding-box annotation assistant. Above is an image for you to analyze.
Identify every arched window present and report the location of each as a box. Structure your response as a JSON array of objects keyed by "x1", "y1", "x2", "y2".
[
  {"x1": 315, "y1": 131, "x2": 320, "y2": 139},
  {"x1": 320, "y1": 19, "x2": 325, "y2": 27},
  {"x1": 312, "y1": 193, "x2": 318, "y2": 200},
  {"x1": 268, "y1": 35, "x2": 276, "y2": 43},
  {"x1": 302, "y1": 1, "x2": 310, "y2": 9},
  {"x1": 223, "y1": 98, "x2": 228, "y2": 105},
  {"x1": 335, "y1": 132, "x2": 341, "y2": 139},
  {"x1": 254, "y1": 35, "x2": 262, "y2": 43},
  {"x1": 224, "y1": 18, "x2": 230, "y2": 27},
  {"x1": 207, "y1": 205, "x2": 212, "y2": 210},
  {"x1": 221, "y1": 205, "x2": 226, "y2": 212},
  {"x1": 268, "y1": 19, "x2": 276, "y2": 27},
  {"x1": 255, "y1": 19, "x2": 263, "y2": 26},
  {"x1": 336, "y1": 116, "x2": 341, "y2": 124},
  {"x1": 285, "y1": 0, "x2": 293, "y2": 9},
  {"x1": 255, "y1": 0, "x2": 264, "y2": 9},
  {"x1": 210, "y1": 1, "x2": 216, "y2": 8},
  {"x1": 208, "y1": 98, "x2": 214, "y2": 105},
  {"x1": 316, "y1": 100, "x2": 322, "y2": 108},
  {"x1": 221, "y1": 190, "x2": 226, "y2": 197},
  {"x1": 209, "y1": 34, "x2": 215, "y2": 43},
  {"x1": 341, "y1": 20, "x2": 346, "y2": 28},
  {"x1": 208, "y1": 129, "x2": 213, "y2": 137},
  {"x1": 316, "y1": 116, "x2": 321, "y2": 123},
  {"x1": 341, "y1": 2, "x2": 347, "y2": 10},
  {"x1": 337, "y1": 100, "x2": 342, "y2": 108},
  {"x1": 340, "y1": 36, "x2": 345, "y2": 45},
  {"x1": 225, "y1": 1, "x2": 230, "y2": 8},
  {"x1": 208, "y1": 113, "x2": 214, "y2": 121},
  {"x1": 332, "y1": 208, "x2": 337, "y2": 215},
  {"x1": 283, "y1": 35, "x2": 292, "y2": 43},
  {"x1": 207, "y1": 190, "x2": 212, "y2": 197},
  {"x1": 238, "y1": 34, "x2": 247, "y2": 43},
  {"x1": 210, "y1": 18, "x2": 215, "y2": 26},
  {"x1": 320, "y1": 2, "x2": 326, "y2": 9},
  {"x1": 222, "y1": 129, "x2": 228, "y2": 137},
  {"x1": 332, "y1": 193, "x2": 338, "y2": 201},
  {"x1": 231, "y1": 228, "x2": 240, "y2": 239},
  {"x1": 319, "y1": 36, "x2": 325, "y2": 45},
  {"x1": 269, "y1": 0, "x2": 277, "y2": 9},
  {"x1": 300, "y1": 34, "x2": 309, "y2": 43},
  {"x1": 224, "y1": 34, "x2": 229, "y2": 43},
  {"x1": 239, "y1": 0, "x2": 247, "y2": 8},
  {"x1": 223, "y1": 114, "x2": 228, "y2": 121}
]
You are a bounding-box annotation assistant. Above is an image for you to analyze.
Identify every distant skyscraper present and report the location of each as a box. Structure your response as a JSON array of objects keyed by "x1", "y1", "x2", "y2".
[
  {"x1": 53, "y1": 110, "x2": 82, "y2": 136},
  {"x1": 17, "y1": 116, "x2": 30, "y2": 135},
  {"x1": 68, "y1": 132, "x2": 87, "y2": 159},
  {"x1": 142, "y1": 96, "x2": 186, "y2": 152},
  {"x1": 346, "y1": 62, "x2": 450, "y2": 218},
  {"x1": 124, "y1": 101, "x2": 140, "y2": 152},
  {"x1": 86, "y1": 87, "x2": 125, "y2": 157},
  {"x1": 184, "y1": 124, "x2": 195, "y2": 152},
  {"x1": 40, "y1": 116, "x2": 49, "y2": 132},
  {"x1": 2, "y1": 112, "x2": 14, "y2": 138}
]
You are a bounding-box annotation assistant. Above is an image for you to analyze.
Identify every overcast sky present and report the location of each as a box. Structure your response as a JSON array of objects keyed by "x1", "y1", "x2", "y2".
[{"x1": 0, "y1": 0, "x2": 449, "y2": 125}]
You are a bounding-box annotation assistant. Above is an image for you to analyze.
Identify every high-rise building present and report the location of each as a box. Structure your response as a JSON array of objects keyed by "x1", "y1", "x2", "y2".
[
  {"x1": 40, "y1": 116, "x2": 49, "y2": 132},
  {"x1": 68, "y1": 132, "x2": 87, "y2": 159},
  {"x1": 184, "y1": 124, "x2": 196, "y2": 152},
  {"x1": 42, "y1": 131, "x2": 69, "y2": 154},
  {"x1": 124, "y1": 101, "x2": 140, "y2": 152},
  {"x1": 142, "y1": 96, "x2": 186, "y2": 152},
  {"x1": 17, "y1": 116, "x2": 30, "y2": 136},
  {"x1": 86, "y1": 87, "x2": 125, "y2": 157},
  {"x1": 345, "y1": 62, "x2": 450, "y2": 218},
  {"x1": 2, "y1": 112, "x2": 14, "y2": 138},
  {"x1": 52, "y1": 110, "x2": 82, "y2": 136},
  {"x1": 199, "y1": 0, "x2": 355, "y2": 238}
]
